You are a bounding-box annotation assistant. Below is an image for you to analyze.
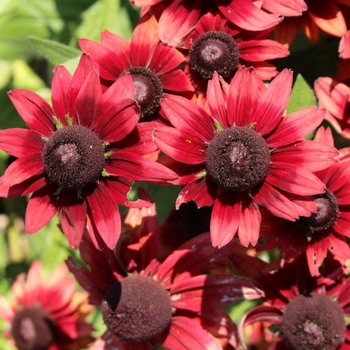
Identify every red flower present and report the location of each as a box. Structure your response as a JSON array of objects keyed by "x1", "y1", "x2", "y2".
[
  {"x1": 0, "y1": 260, "x2": 94, "y2": 350},
  {"x1": 67, "y1": 190, "x2": 262, "y2": 350},
  {"x1": 79, "y1": 15, "x2": 194, "y2": 121},
  {"x1": 314, "y1": 76, "x2": 350, "y2": 139},
  {"x1": 258, "y1": 127, "x2": 350, "y2": 276},
  {"x1": 182, "y1": 11, "x2": 289, "y2": 94},
  {"x1": 0, "y1": 54, "x2": 177, "y2": 249},
  {"x1": 230, "y1": 253, "x2": 350, "y2": 349},
  {"x1": 130, "y1": 0, "x2": 282, "y2": 47},
  {"x1": 153, "y1": 67, "x2": 338, "y2": 248}
]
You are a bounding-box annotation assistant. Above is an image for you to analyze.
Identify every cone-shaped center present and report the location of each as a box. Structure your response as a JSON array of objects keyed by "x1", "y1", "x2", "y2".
[
  {"x1": 281, "y1": 293, "x2": 345, "y2": 350},
  {"x1": 43, "y1": 125, "x2": 105, "y2": 190},
  {"x1": 206, "y1": 126, "x2": 270, "y2": 192},
  {"x1": 189, "y1": 31, "x2": 239, "y2": 80},
  {"x1": 123, "y1": 67, "x2": 163, "y2": 118},
  {"x1": 299, "y1": 190, "x2": 339, "y2": 233},
  {"x1": 101, "y1": 275, "x2": 172, "y2": 342},
  {"x1": 12, "y1": 306, "x2": 55, "y2": 350}
]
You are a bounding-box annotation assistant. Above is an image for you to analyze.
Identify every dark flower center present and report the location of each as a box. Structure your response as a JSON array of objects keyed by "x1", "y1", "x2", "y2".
[
  {"x1": 299, "y1": 189, "x2": 339, "y2": 233},
  {"x1": 43, "y1": 125, "x2": 105, "y2": 190},
  {"x1": 189, "y1": 31, "x2": 239, "y2": 80},
  {"x1": 206, "y1": 126, "x2": 270, "y2": 192},
  {"x1": 122, "y1": 67, "x2": 163, "y2": 117},
  {"x1": 101, "y1": 275, "x2": 172, "y2": 342},
  {"x1": 281, "y1": 293, "x2": 345, "y2": 350},
  {"x1": 12, "y1": 306, "x2": 55, "y2": 350}
]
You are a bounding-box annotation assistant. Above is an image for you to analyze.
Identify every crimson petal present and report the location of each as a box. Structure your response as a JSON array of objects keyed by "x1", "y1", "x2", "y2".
[{"x1": 8, "y1": 89, "x2": 55, "y2": 136}]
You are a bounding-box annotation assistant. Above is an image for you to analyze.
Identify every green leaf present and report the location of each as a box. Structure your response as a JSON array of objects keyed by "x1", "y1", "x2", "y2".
[
  {"x1": 74, "y1": 0, "x2": 134, "y2": 43},
  {"x1": 286, "y1": 74, "x2": 316, "y2": 114},
  {"x1": 28, "y1": 36, "x2": 81, "y2": 65}
]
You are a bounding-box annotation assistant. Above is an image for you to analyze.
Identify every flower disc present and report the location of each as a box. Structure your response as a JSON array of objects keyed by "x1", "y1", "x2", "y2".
[
  {"x1": 189, "y1": 31, "x2": 239, "y2": 80},
  {"x1": 101, "y1": 275, "x2": 172, "y2": 342},
  {"x1": 205, "y1": 126, "x2": 270, "y2": 192},
  {"x1": 43, "y1": 125, "x2": 105, "y2": 190}
]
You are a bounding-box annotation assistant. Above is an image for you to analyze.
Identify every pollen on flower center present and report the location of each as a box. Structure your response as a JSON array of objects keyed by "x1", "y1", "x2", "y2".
[
  {"x1": 299, "y1": 189, "x2": 339, "y2": 233},
  {"x1": 189, "y1": 31, "x2": 239, "y2": 80},
  {"x1": 12, "y1": 306, "x2": 55, "y2": 350},
  {"x1": 281, "y1": 293, "x2": 345, "y2": 350},
  {"x1": 122, "y1": 67, "x2": 163, "y2": 117},
  {"x1": 43, "y1": 125, "x2": 105, "y2": 190},
  {"x1": 205, "y1": 126, "x2": 270, "y2": 192},
  {"x1": 101, "y1": 275, "x2": 172, "y2": 342}
]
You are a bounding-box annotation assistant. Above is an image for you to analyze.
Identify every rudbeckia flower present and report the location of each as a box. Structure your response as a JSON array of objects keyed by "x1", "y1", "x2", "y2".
[
  {"x1": 153, "y1": 67, "x2": 338, "y2": 248},
  {"x1": 0, "y1": 260, "x2": 94, "y2": 350},
  {"x1": 67, "y1": 191, "x2": 263, "y2": 350},
  {"x1": 0, "y1": 54, "x2": 177, "y2": 249}
]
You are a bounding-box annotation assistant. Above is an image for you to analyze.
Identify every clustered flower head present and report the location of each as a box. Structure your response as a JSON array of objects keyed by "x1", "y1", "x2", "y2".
[{"x1": 1, "y1": 0, "x2": 350, "y2": 349}]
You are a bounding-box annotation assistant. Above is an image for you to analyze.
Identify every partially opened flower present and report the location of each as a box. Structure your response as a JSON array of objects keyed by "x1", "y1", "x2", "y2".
[
  {"x1": 183, "y1": 12, "x2": 289, "y2": 94},
  {"x1": 153, "y1": 67, "x2": 338, "y2": 248},
  {"x1": 0, "y1": 54, "x2": 177, "y2": 249},
  {"x1": 274, "y1": 0, "x2": 349, "y2": 50},
  {"x1": 129, "y1": 0, "x2": 282, "y2": 47},
  {"x1": 79, "y1": 15, "x2": 194, "y2": 120},
  {"x1": 230, "y1": 253, "x2": 350, "y2": 350},
  {"x1": 314, "y1": 76, "x2": 350, "y2": 139},
  {"x1": 67, "y1": 191, "x2": 262, "y2": 349},
  {"x1": 258, "y1": 127, "x2": 350, "y2": 276},
  {"x1": 0, "y1": 260, "x2": 94, "y2": 350}
]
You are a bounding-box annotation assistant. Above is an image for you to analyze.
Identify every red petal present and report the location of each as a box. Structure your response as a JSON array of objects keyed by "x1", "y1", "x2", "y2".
[
  {"x1": 210, "y1": 197, "x2": 242, "y2": 247},
  {"x1": 130, "y1": 16, "x2": 159, "y2": 67},
  {"x1": 238, "y1": 39, "x2": 289, "y2": 61},
  {"x1": 0, "y1": 175, "x2": 46, "y2": 197},
  {"x1": 3, "y1": 155, "x2": 44, "y2": 186},
  {"x1": 339, "y1": 30, "x2": 350, "y2": 59},
  {"x1": 218, "y1": 0, "x2": 281, "y2": 31},
  {"x1": 8, "y1": 89, "x2": 55, "y2": 136},
  {"x1": 266, "y1": 107, "x2": 326, "y2": 147},
  {"x1": 153, "y1": 126, "x2": 206, "y2": 164},
  {"x1": 51, "y1": 65, "x2": 72, "y2": 124},
  {"x1": 160, "y1": 94, "x2": 215, "y2": 141},
  {"x1": 103, "y1": 74, "x2": 135, "y2": 106},
  {"x1": 0, "y1": 129, "x2": 43, "y2": 157},
  {"x1": 262, "y1": 0, "x2": 307, "y2": 16},
  {"x1": 86, "y1": 183, "x2": 121, "y2": 248},
  {"x1": 163, "y1": 316, "x2": 221, "y2": 350},
  {"x1": 159, "y1": 69, "x2": 194, "y2": 92},
  {"x1": 176, "y1": 179, "x2": 214, "y2": 208},
  {"x1": 227, "y1": 67, "x2": 259, "y2": 127},
  {"x1": 25, "y1": 191, "x2": 57, "y2": 233},
  {"x1": 254, "y1": 69, "x2": 293, "y2": 136},
  {"x1": 95, "y1": 99, "x2": 140, "y2": 142},
  {"x1": 238, "y1": 200, "x2": 261, "y2": 247},
  {"x1": 58, "y1": 198, "x2": 87, "y2": 249},
  {"x1": 76, "y1": 71, "x2": 103, "y2": 128},
  {"x1": 158, "y1": 0, "x2": 202, "y2": 46},
  {"x1": 106, "y1": 150, "x2": 178, "y2": 182}
]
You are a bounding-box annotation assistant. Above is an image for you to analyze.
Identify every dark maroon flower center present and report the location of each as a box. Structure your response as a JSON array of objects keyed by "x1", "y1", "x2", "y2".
[
  {"x1": 189, "y1": 31, "x2": 239, "y2": 80},
  {"x1": 299, "y1": 189, "x2": 339, "y2": 233},
  {"x1": 43, "y1": 125, "x2": 105, "y2": 190},
  {"x1": 101, "y1": 275, "x2": 172, "y2": 342},
  {"x1": 206, "y1": 126, "x2": 270, "y2": 192},
  {"x1": 122, "y1": 67, "x2": 163, "y2": 117},
  {"x1": 281, "y1": 293, "x2": 345, "y2": 350},
  {"x1": 12, "y1": 306, "x2": 55, "y2": 350}
]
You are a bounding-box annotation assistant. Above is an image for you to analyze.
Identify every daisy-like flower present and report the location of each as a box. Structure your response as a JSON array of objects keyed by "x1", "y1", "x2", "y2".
[
  {"x1": 130, "y1": 0, "x2": 282, "y2": 47},
  {"x1": 314, "y1": 76, "x2": 350, "y2": 139},
  {"x1": 258, "y1": 127, "x2": 350, "y2": 276},
  {"x1": 0, "y1": 54, "x2": 177, "y2": 249},
  {"x1": 67, "y1": 191, "x2": 263, "y2": 350},
  {"x1": 78, "y1": 15, "x2": 194, "y2": 120},
  {"x1": 273, "y1": 0, "x2": 349, "y2": 50},
  {"x1": 0, "y1": 260, "x2": 94, "y2": 350},
  {"x1": 183, "y1": 11, "x2": 289, "y2": 94},
  {"x1": 230, "y1": 253, "x2": 350, "y2": 350},
  {"x1": 153, "y1": 67, "x2": 338, "y2": 248}
]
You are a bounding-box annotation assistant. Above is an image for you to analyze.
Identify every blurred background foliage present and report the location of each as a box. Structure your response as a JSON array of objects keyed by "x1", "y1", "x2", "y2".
[{"x1": 0, "y1": 0, "x2": 347, "y2": 348}]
